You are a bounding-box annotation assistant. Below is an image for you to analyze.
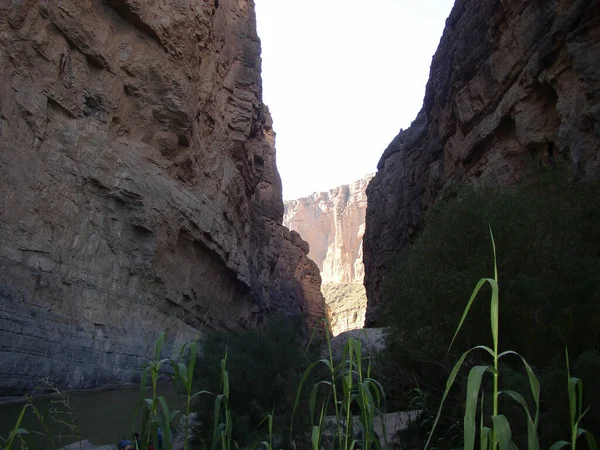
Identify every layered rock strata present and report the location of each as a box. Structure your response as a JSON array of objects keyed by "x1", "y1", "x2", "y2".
[
  {"x1": 364, "y1": 0, "x2": 600, "y2": 324},
  {"x1": 284, "y1": 176, "x2": 371, "y2": 334},
  {"x1": 0, "y1": 0, "x2": 323, "y2": 395},
  {"x1": 284, "y1": 176, "x2": 372, "y2": 284}
]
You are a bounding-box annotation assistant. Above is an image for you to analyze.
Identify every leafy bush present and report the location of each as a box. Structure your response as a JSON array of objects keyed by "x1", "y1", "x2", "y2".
[
  {"x1": 377, "y1": 169, "x2": 600, "y2": 447},
  {"x1": 193, "y1": 315, "x2": 319, "y2": 448}
]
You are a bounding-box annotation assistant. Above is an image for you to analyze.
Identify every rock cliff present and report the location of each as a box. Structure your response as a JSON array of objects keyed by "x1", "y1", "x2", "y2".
[
  {"x1": 284, "y1": 176, "x2": 371, "y2": 334},
  {"x1": 364, "y1": 0, "x2": 600, "y2": 325},
  {"x1": 284, "y1": 175, "x2": 372, "y2": 284},
  {"x1": 0, "y1": 0, "x2": 324, "y2": 395}
]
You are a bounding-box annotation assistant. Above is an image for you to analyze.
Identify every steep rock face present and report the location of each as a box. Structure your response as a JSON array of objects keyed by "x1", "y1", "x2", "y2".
[
  {"x1": 284, "y1": 175, "x2": 373, "y2": 283},
  {"x1": 364, "y1": 0, "x2": 600, "y2": 324},
  {"x1": 0, "y1": 0, "x2": 323, "y2": 395},
  {"x1": 284, "y1": 176, "x2": 372, "y2": 334}
]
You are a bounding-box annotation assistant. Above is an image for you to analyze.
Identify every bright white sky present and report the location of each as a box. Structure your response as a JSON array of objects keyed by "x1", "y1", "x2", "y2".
[{"x1": 255, "y1": 0, "x2": 455, "y2": 200}]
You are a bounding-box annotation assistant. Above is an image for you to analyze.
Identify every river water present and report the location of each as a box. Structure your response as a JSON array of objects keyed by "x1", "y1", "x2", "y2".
[{"x1": 0, "y1": 384, "x2": 180, "y2": 448}]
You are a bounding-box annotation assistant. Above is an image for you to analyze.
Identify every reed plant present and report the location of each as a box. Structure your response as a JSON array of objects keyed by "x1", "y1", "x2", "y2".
[
  {"x1": 132, "y1": 332, "x2": 179, "y2": 450},
  {"x1": 170, "y1": 338, "x2": 211, "y2": 450},
  {"x1": 210, "y1": 351, "x2": 235, "y2": 450},
  {"x1": 1, "y1": 380, "x2": 81, "y2": 450},
  {"x1": 0, "y1": 403, "x2": 31, "y2": 450},
  {"x1": 425, "y1": 229, "x2": 540, "y2": 450},
  {"x1": 425, "y1": 229, "x2": 597, "y2": 450},
  {"x1": 548, "y1": 349, "x2": 597, "y2": 450},
  {"x1": 291, "y1": 321, "x2": 387, "y2": 450}
]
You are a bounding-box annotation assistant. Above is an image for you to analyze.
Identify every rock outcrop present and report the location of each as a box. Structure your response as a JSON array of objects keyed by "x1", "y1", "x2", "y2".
[
  {"x1": 284, "y1": 175, "x2": 372, "y2": 284},
  {"x1": 0, "y1": 0, "x2": 324, "y2": 395},
  {"x1": 322, "y1": 283, "x2": 367, "y2": 336},
  {"x1": 364, "y1": 0, "x2": 600, "y2": 324},
  {"x1": 284, "y1": 176, "x2": 371, "y2": 334}
]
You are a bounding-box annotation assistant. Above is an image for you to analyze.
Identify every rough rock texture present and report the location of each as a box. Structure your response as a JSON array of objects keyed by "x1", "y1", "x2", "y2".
[
  {"x1": 323, "y1": 327, "x2": 386, "y2": 362},
  {"x1": 0, "y1": 0, "x2": 324, "y2": 395},
  {"x1": 284, "y1": 175, "x2": 372, "y2": 283},
  {"x1": 364, "y1": 0, "x2": 600, "y2": 325},
  {"x1": 322, "y1": 283, "x2": 367, "y2": 336},
  {"x1": 284, "y1": 176, "x2": 372, "y2": 334}
]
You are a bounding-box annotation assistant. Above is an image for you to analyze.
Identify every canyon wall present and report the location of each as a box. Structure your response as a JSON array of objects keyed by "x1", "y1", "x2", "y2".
[
  {"x1": 284, "y1": 176, "x2": 372, "y2": 334},
  {"x1": 0, "y1": 0, "x2": 324, "y2": 395},
  {"x1": 364, "y1": 0, "x2": 600, "y2": 325},
  {"x1": 284, "y1": 175, "x2": 372, "y2": 284}
]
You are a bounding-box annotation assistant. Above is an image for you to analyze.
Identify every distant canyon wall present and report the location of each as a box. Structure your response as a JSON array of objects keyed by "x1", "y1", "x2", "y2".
[
  {"x1": 284, "y1": 175, "x2": 373, "y2": 284},
  {"x1": 0, "y1": 0, "x2": 323, "y2": 395},
  {"x1": 284, "y1": 176, "x2": 372, "y2": 334},
  {"x1": 364, "y1": 0, "x2": 600, "y2": 324}
]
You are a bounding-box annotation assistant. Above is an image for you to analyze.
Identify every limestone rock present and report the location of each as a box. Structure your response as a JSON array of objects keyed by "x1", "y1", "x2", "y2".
[
  {"x1": 322, "y1": 283, "x2": 367, "y2": 337},
  {"x1": 364, "y1": 0, "x2": 600, "y2": 325},
  {"x1": 284, "y1": 175, "x2": 373, "y2": 284},
  {"x1": 323, "y1": 327, "x2": 386, "y2": 362},
  {"x1": 0, "y1": 0, "x2": 324, "y2": 395},
  {"x1": 284, "y1": 176, "x2": 372, "y2": 334}
]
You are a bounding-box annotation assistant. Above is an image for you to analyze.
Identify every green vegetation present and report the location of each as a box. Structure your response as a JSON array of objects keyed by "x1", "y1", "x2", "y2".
[
  {"x1": 378, "y1": 169, "x2": 600, "y2": 448},
  {"x1": 192, "y1": 315, "x2": 320, "y2": 448},
  {"x1": 1, "y1": 381, "x2": 81, "y2": 450},
  {"x1": 3, "y1": 169, "x2": 600, "y2": 450},
  {"x1": 291, "y1": 322, "x2": 387, "y2": 450}
]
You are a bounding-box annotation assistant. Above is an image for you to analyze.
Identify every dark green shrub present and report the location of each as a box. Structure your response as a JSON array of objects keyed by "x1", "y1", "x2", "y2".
[
  {"x1": 193, "y1": 315, "x2": 319, "y2": 448},
  {"x1": 377, "y1": 169, "x2": 600, "y2": 447}
]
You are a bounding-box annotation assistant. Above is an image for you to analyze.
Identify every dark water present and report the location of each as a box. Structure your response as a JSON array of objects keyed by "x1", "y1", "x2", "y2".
[{"x1": 0, "y1": 384, "x2": 179, "y2": 448}]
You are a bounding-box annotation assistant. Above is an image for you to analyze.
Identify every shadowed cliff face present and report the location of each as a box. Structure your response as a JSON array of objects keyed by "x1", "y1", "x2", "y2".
[
  {"x1": 364, "y1": 0, "x2": 600, "y2": 325},
  {"x1": 0, "y1": 0, "x2": 323, "y2": 394}
]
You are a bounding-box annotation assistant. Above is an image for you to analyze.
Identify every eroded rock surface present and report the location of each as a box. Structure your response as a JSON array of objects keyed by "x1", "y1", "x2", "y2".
[
  {"x1": 284, "y1": 176, "x2": 371, "y2": 334},
  {"x1": 322, "y1": 283, "x2": 367, "y2": 336},
  {"x1": 364, "y1": 0, "x2": 600, "y2": 325},
  {"x1": 0, "y1": 0, "x2": 323, "y2": 395}
]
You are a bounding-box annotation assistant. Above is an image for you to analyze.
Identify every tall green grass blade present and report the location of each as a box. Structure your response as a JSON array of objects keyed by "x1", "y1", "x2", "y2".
[
  {"x1": 426, "y1": 346, "x2": 490, "y2": 450},
  {"x1": 154, "y1": 332, "x2": 166, "y2": 361},
  {"x1": 190, "y1": 390, "x2": 212, "y2": 401},
  {"x1": 465, "y1": 365, "x2": 491, "y2": 450},
  {"x1": 5, "y1": 403, "x2": 30, "y2": 450},
  {"x1": 311, "y1": 426, "x2": 320, "y2": 450},
  {"x1": 188, "y1": 341, "x2": 197, "y2": 385},
  {"x1": 498, "y1": 350, "x2": 540, "y2": 431},
  {"x1": 480, "y1": 392, "x2": 488, "y2": 450},
  {"x1": 549, "y1": 441, "x2": 570, "y2": 450},
  {"x1": 577, "y1": 429, "x2": 597, "y2": 450},
  {"x1": 177, "y1": 362, "x2": 189, "y2": 388},
  {"x1": 448, "y1": 278, "x2": 495, "y2": 354},
  {"x1": 491, "y1": 415, "x2": 512, "y2": 450},
  {"x1": 309, "y1": 381, "x2": 326, "y2": 426},
  {"x1": 489, "y1": 225, "x2": 497, "y2": 282},
  {"x1": 568, "y1": 377, "x2": 582, "y2": 427},
  {"x1": 499, "y1": 390, "x2": 539, "y2": 450},
  {"x1": 157, "y1": 396, "x2": 177, "y2": 450},
  {"x1": 212, "y1": 395, "x2": 223, "y2": 450},
  {"x1": 289, "y1": 358, "x2": 332, "y2": 440},
  {"x1": 481, "y1": 427, "x2": 492, "y2": 450},
  {"x1": 489, "y1": 278, "x2": 499, "y2": 353}
]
